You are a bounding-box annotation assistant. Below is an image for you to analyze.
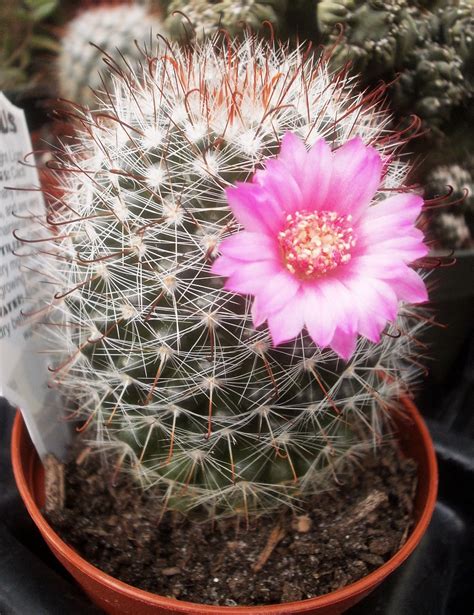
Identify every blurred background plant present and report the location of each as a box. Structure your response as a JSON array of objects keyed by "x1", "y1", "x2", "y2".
[
  {"x1": 316, "y1": 0, "x2": 473, "y2": 136},
  {"x1": 0, "y1": 0, "x2": 60, "y2": 100},
  {"x1": 422, "y1": 158, "x2": 474, "y2": 250},
  {"x1": 164, "y1": 0, "x2": 288, "y2": 41},
  {"x1": 57, "y1": 2, "x2": 166, "y2": 108}
]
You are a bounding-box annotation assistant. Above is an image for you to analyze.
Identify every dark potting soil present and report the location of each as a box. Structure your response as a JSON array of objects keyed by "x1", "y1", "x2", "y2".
[{"x1": 47, "y1": 442, "x2": 417, "y2": 606}]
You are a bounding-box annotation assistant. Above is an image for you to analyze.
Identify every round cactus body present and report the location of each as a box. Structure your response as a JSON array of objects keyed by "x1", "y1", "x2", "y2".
[
  {"x1": 317, "y1": 0, "x2": 473, "y2": 132},
  {"x1": 29, "y1": 36, "x2": 429, "y2": 519},
  {"x1": 58, "y1": 3, "x2": 167, "y2": 107},
  {"x1": 424, "y1": 161, "x2": 474, "y2": 249},
  {"x1": 317, "y1": 0, "x2": 420, "y2": 78},
  {"x1": 165, "y1": 0, "x2": 287, "y2": 40}
]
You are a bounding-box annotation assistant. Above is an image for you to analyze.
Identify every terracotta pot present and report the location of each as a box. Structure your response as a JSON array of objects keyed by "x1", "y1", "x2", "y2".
[{"x1": 11, "y1": 397, "x2": 437, "y2": 615}]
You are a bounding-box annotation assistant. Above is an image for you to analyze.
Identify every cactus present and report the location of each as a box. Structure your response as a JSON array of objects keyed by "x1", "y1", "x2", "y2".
[
  {"x1": 316, "y1": 0, "x2": 421, "y2": 78},
  {"x1": 430, "y1": 213, "x2": 471, "y2": 249},
  {"x1": 26, "y1": 36, "x2": 429, "y2": 519},
  {"x1": 392, "y1": 41, "x2": 467, "y2": 128},
  {"x1": 165, "y1": 0, "x2": 287, "y2": 41},
  {"x1": 317, "y1": 0, "x2": 473, "y2": 131},
  {"x1": 440, "y1": 0, "x2": 474, "y2": 69},
  {"x1": 58, "y1": 3, "x2": 166, "y2": 107},
  {"x1": 424, "y1": 161, "x2": 474, "y2": 249}
]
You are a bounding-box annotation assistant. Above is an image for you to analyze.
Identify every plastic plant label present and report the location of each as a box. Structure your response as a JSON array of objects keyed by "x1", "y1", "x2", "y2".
[{"x1": 0, "y1": 92, "x2": 70, "y2": 458}]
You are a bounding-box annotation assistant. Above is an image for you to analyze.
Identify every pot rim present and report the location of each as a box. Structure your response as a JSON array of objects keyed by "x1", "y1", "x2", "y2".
[{"x1": 11, "y1": 397, "x2": 438, "y2": 614}]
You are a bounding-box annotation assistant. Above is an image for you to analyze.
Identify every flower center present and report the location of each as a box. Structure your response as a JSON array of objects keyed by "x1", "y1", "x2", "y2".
[{"x1": 278, "y1": 210, "x2": 356, "y2": 279}]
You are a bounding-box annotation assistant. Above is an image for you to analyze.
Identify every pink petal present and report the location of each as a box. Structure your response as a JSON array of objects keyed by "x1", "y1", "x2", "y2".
[
  {"x1": 226, "y1": 184, "x2": 284, "y2": 234},
  {"x1": 387, "y1": 267, "x2": 428, "y2": 304},
  {"x1": 278, "y1": 132, "x2": 308, "y2": 177},
  {"x1": 363, "y1": 278, "x2": 399, "y2": 322},
  {"x1": 267, "y1": 293, "x2": 305, "y2": 345},
  {"x1": 325, "y1": 138, "x2": 382, "y2": 220},
  {"x1": 255, "y1": 270, "x2": 301, "y2": 314},
  {"x1": 306, "y1": 277, "x2": 358, "y2": 335},
  {"x1": 365, "y1": 193, "x2": 424, "y2": 226},
  {"x1": 328, "y1": 328, "x2": 358, "y2": 361},
  {"x1": 302, "y1": 287, "x2": 337, "y2": 348},
  {"x1": 219, "y1": 231, "x2": 279, "y2": 262},
  {"x1": 366, "y1": 232, "x2": 429, "y2": 263},
  {"x1": 251, "y1": 296, "x2": 266, "y2": 327},
  {"x1": 358, "y1": 194, "x2": 425, "y2": 242},
  {"x1": 345, "y1": 254, "x2": 407, "y2": 280},
  {"x1": 344, "y1": 277, "x2": 398, "y2": 343},
  {"x1": 301, "y1": 138, "x2": 333, "y2": 210},
  {"x1": 224, "y1": 261, "x2": 281, "y2": 294},
  {"x1": 356, "y1": 311, "x2": 386, "y2": 344},
  {"x1": 254, "y1": 158, "x2": 304, "y2": 218},
  {"x1": 211, "y1": 255, "x2": 240, "y2": 277},
  {"x1": 278, "y1": 134, "x2": 333, "y2": 212}
]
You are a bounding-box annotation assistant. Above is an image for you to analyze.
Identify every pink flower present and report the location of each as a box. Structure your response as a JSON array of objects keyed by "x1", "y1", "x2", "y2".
[{"x1": 212, "y1": 133, "x2": 428, "y2": 360}]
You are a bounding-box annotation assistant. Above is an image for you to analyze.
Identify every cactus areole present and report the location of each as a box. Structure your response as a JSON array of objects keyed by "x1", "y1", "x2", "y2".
[{"x1": 25, "y1": 35, "x2": 430, "y2": 520}]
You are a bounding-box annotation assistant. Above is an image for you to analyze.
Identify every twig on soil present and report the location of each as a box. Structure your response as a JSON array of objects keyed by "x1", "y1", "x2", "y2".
[
  {"x1": 252, "y1": 523, "x2": 286, "y2": 572},
  {"x1": 335, "y1": 490, "x2": 388, "y2": 528},
  {"x1": 75, "y1": 445, "x2": 92, "y2": 465},
  {"x1": 44, "y1": 454, "x2": 65, "y2": 513},
  {"x1": 398, "y1": 524, "x2": 410, "y2": 550}
]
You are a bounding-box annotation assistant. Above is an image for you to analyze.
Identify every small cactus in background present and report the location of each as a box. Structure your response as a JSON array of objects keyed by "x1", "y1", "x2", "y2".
[
  {"x1": 430, "y1": 213, "x2": 470, "y2": 249},
  {"x1": 424, "y1": 161, "x2": 474, "y2": 249},
  {"x1": 26, "y1": 36, "x2": 429, "y2": 519},
  {"x1": 316, "y1": 0, "x2": 420, "y2": 78},
  {"x1": 392, "y1": 36, "x2": 471, "y2": 130},
  {"x1": 440, "y1": 0, "x2": 474, "y2": 71},
  {"x1": 165, "y1": 0, "x2": 287, "y2": 41},
  {"x1": 317, "y1": 0, "x2": 473, "y2": 132},
  {"x1": 0, "y1": 0, "x2": 59, "y2": 97},
  {"x1": 58, "y1": 3, "x2": 166, "y2": 107}
]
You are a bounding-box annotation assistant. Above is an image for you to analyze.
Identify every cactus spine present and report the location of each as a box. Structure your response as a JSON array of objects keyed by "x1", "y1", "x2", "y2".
[{"x1": 28, "y1": 36, "x2": 428, "y2": 519}]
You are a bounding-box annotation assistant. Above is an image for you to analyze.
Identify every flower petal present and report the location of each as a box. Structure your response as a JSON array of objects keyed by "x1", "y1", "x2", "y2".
[
  {"x1": 278, "y1": 132, "x2": 308, "y2": 177},
  {"x1": 328, "y1": 328, "x2": 358, "y2": 361},
  {"x1": 211, "y1": 255, "x2": 240, "y2": 277},
  {"x1": 251, "y1": 296, "x2": 266, "y2": 328},
  {"x1": 219, "y1": 231, "x2": 279, "y2": 262},
  {"x1": 358, "y1": 194, "x2": 425, "y2": 243},
  {"x1": 301, "y1": 138, "x2": 333, "y2": 210},
  {"x1": 344, "y1": 277, "x2": 399, "y2": 343},
  {"x1": 326, "y1": 137, "x2": 382, "y2": 220},
  {"x1": 254, "y1": 158, "x2": 304, "y2": 218},
  {"x1": 224, "y1": 261, "x2": 281, "y2": 294},
  {"x1": 255, "y1": 270, "x2": 301, "y2": 314},
  {"x1": 387, "y1": 267, "x2": 428, "y2": 304},
  {"x1": 302, "y1": 286, "x2": 337, "y2": 348},
  {"x1": 226, "y1": 183, "x2": 284, "y2": 234},
  {"x1": 365, "y1": 193, "x2": 424, "y2": 226},
  {"x1": 365, "y1": 232, "x2": 429, "y2": 263},
  {"x1": 267, "y1": 293, "x2": 305, "y2": 345}
]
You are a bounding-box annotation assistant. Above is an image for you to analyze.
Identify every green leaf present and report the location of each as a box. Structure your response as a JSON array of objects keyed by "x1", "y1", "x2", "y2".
[
  {"x1": 0, "y1": 67, "x2": 28, "y2": 90},
  {"x1": 27, "y1": 0, "x2": 59, "y2": 22},
  {"x1": 30, "y1": 34, "x2": 60, "y2": 53}
]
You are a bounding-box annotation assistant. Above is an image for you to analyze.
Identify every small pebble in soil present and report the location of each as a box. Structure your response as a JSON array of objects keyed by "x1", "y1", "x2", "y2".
[{"x1": 47, "y1": 441, "x2": 417, "y2": 606}]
